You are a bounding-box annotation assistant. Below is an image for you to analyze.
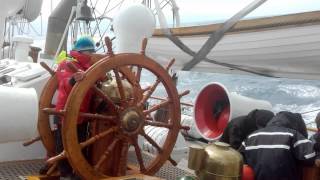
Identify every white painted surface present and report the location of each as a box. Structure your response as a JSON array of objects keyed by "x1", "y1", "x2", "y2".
[
  {"x1": 113, "y1": 4, "x2": 155, "y2": 53},
  {"x1": 0, "y1": 87, "x2": 38, "y2": 143},
  {"x1": 13, "y1": 36, "x2": 34, "y2": 62}
]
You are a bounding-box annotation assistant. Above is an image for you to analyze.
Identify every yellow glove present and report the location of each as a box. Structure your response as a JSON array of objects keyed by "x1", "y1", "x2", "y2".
[{"x1": 55, "y1": 50, "x2": 75, "y2": 64}]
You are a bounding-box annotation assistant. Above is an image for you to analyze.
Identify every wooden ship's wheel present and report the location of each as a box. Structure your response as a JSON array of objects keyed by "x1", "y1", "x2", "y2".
[{"x1": 36, "y1": 38, "x2": 189, "y2": 179}]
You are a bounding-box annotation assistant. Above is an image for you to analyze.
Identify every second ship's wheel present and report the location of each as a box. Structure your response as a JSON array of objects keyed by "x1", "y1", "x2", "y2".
[
  {"x1": 37, "y1": 54, "x2": 110, "y2": 174},
  {"x1": 37, "y1": 68, "x2": 57, "y2": 157},
  {"x1": 62, "y1": 47, "x2": 188, "y2": 179}
]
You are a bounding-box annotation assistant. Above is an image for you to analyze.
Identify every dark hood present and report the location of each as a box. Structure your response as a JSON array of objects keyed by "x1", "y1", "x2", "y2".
[
  {"x1": 247, "y1": 109, "x2": 274, "y2": 129},
  {"x1": 267, "y1": 111, "x2": 308, "y2": 137},
  {"x1": 315, "y1": 112, "x2": 320, "y2": 129}
]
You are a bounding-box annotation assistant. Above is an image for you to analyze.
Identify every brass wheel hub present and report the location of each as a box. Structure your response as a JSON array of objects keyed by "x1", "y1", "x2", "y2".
[{"x1": 120, "y1": 107, "x2": 143, "y2": 133}]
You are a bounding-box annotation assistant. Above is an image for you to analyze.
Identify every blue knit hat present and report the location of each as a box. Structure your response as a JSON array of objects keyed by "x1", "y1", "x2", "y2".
[{"x1": 72, "y1": 36, "x2": 96, "y2": 52}]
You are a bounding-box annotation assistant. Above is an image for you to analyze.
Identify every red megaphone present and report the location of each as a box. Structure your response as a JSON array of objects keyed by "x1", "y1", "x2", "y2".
[{"x1": 194, "y1": 82, "x2": 272, "y2": 141}]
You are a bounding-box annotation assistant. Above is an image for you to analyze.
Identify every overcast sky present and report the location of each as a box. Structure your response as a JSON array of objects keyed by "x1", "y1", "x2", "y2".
[
  {"x1": 177, "y1": 0, "x2": 320, "y2": 24},
  {"x1": 42, "y1": 0, "x2": 320, "y2": 25}
]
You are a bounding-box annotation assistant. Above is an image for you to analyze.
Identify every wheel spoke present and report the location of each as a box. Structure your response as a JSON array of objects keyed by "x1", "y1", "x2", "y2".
[
  {"x1": 132, "y1": 138, "x2": 146, "y2": 172},
  {"x1": 138, "y1": 79, "x2": 161, "y2": 108},
  {"x1": 140, "y1": 131, "x2": 177, "y2": 166},
  {"x1": 140, "y1": 131, "x2": 163, "y2": 153},
  {"x1": 178, "y1": 90, "x2": 191, "y2": 98},
  {"x1": 138, "y1": 59, "x2": 176, "y2": 108},
  {"x1": 40, "y1": 62, "x2": 55, "y2": 76},
  {"x1": 105, "y1": 36, "x2": 114, "y2": 56},
  {"x1": 146, "y1": 116, "x2": 153, "y2": 121},
  {"x1": 80, "y1": 127, "x2": 118, "y2": 148},
  {"x1": 126, "y1": 164, "x2": 140, "y2": 175},
  {"x1": 94, "y1": 138, "x2": 120, "y2": 170},
  {"x1": 145, "y1": 120, "x2": 173, "y2": 129},
  {"x1": 140, "y1": 38, "x2": 148, "y2": 55},
  {"x1": 151, "y1": 95, "x2": 194, "y2": 107},
  {"x1": 113, "y1": 68, "x2": 126, "y2": 103},
  {"x1": 92, "y1": 86, "x2": 120, "y2": 112},
  {"x1": 143, "y1": 99, "x2": 171, "y2": 116},
  {"x1": 136, "y1": 66, "x2": 142, "y2": 83},
  {"x1": 42, "y1": 108, "x2": 116, "y2": 121},
  {"x1": 80, "y1": 112, "x2": 116, "y2": 122},
  {"x1": 47, "y1": 127, "x2": 118, "y2": 165},
  {"x1": 42, "y1": 108, "x2": 65, "y2": 116},
  {"x1": 143, "y1": 90, "x2": 190, "y2": 116},
  {"x1": 164, "y1": 58, "x2": 175, "y2": 71},
  {"x1": 47, "y1": 151, "x2": 67, "y2": 165},
  {"x1": 117, "y1": 141, "x2": 129, "y2": 176},
  {"x1": 142, "y1": 86, "x2": 151, "y2": 93},
  {"x1": 129, "y1": 65, "x2": 134, "y2": 72},
  {"x1": 46, "y1": 162, "x2": 58, "y2": 175},
  {"x1": 23, "y1": 136, "x2": 41, "y2": 146},
  {"x1": 126, "y1": 97, "x2": 136, "y2": 107}
]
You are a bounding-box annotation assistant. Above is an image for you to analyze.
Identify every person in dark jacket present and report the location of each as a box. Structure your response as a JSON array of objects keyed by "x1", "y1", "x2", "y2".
[
  {"x1": 239, "y1": 111, "x2": 317, "y2": 180},
  {"x1": 310, "y1": 112, "x2": 320, "y2": 167},
  {"x1": 219, "y1": 109, "x2": 274, "y2": 150},
  {"x1": 310, "y1": 112, "x2": 320, "y2": 147}
]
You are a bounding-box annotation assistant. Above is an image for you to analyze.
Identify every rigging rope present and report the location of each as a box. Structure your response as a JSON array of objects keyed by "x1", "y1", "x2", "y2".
[
  {"x1": 89, "y1": 0, "x2": 105, "y2": 52},
  {"x1": 92, "y1": 0, "x2": 111, "y2": 34},
  {"x1": 301, "y1": 108, "x2": 320, "y2": 115}
]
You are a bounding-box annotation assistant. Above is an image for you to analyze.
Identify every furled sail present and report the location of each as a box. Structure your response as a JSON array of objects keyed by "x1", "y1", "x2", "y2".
[{"x1": 21, "y1": 0, "x2": 43, "y2": 22}]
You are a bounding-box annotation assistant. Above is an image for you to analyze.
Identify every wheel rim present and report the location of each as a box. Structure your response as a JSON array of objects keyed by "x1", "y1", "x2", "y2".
[{"x1": 38, "y1": 74, "x2": 58, "y2": 157}]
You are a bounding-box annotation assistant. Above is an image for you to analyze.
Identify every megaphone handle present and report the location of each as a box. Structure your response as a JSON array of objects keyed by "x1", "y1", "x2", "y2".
[
  {"x1": 104, "y1": 36, "x2": 114, "y2": 56},
  {"x1": 40, "y1": 62, "x2": 55, "y2": 76}
]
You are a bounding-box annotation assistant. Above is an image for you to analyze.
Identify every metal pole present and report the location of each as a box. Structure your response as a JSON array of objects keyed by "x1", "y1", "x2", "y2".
[
  {"x1": 54, "y1": 6, "x2": 76, "y2": 60},
  {"x1": 51, "y1": 0, "x2": 53, "y2": 13}
]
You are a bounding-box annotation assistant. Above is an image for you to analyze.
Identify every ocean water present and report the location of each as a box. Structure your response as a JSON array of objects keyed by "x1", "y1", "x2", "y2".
[{"x1": 142, "y1": 70, "x2": 320, "y2": 128}]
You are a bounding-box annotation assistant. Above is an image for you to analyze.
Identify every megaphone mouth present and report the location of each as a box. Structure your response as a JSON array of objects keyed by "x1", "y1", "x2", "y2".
[{"x1": 194, "y1": 83, "x2": 230, "y2": 141}]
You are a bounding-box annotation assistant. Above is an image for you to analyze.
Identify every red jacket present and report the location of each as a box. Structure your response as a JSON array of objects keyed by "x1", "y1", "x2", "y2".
[{"x1": 55, "y1": 51, "x2": 92, "y2": 124}]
